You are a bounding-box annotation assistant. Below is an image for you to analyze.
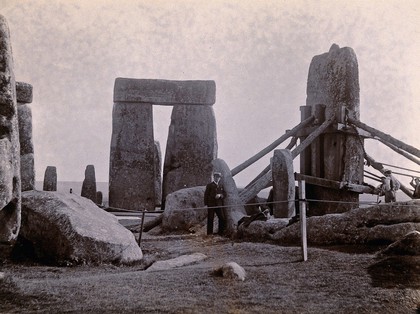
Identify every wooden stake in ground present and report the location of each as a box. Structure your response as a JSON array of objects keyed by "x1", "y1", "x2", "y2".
[{"x1": 299, "y1": 180, "x2": 308, "y2": 262}]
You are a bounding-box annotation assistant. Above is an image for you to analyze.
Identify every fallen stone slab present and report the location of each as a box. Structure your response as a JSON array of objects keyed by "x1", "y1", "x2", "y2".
[
  {"x1": 19, "y1": 190, "x2": 143, "y2": 265},
  {"x1": 240, "y1": 201, "x2": 420, "y2": 246},
  {"x1": 147, "y1": 253, "x2": 207, "y2": 271}
]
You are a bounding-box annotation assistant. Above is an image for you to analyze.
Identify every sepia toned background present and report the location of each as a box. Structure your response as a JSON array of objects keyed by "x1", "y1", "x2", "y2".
[{"x1": 1, "y1": 0, "x2": 419, "y2": 188}]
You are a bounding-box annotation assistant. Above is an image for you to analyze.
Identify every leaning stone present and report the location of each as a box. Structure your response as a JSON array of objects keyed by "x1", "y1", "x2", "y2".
[
  {"x1": 211, "y1": 158, "x2": 247, "y2": 236},
  {"x1": 20, "y1": 190, "x2": 142, "y2": 265},
  {"x1": 305, "y1": 44, "x2": 363, "y2": 214},
  {"x1": 147, "y1": 253, "x2": 207, "y2": 271},
  {"x1": 114, "y1": 78, "x2": 216, "y2": 105},
  {"x1": 162, "y1": 186, "x2": 207, "y2": 232},
  {"x1": 162, "y1": 105, "x2": 217, "y2": 203},
  {"x1": 212, "y1": 262, "x2": 246, "y2": 281},
  {"x1": 43, "y1": 166, "x2": 57, "y2": 191},
  {"x1": 0, "y1": 14, "x2": 21, "y2": 247},
  {"x1": 81, "y1": 165, "x2": 97, "y2": 203}
]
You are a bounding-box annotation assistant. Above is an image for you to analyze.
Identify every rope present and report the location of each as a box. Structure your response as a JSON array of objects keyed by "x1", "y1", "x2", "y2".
[{"x1": 376, "y1": 162, "x2": 420, "y2": 175}]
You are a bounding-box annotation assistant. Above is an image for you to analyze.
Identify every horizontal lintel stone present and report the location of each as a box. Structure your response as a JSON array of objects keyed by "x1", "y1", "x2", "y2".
[
  {"x1": 114, "y1": 78, "x2": 216, "y2": 105},
  {"x1": 16, "y1": 81, "x2": 33, "y2": 104}
]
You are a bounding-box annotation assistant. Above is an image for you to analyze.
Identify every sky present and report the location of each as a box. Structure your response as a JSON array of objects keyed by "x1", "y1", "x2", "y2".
[{"x1": 1, "y1": 0, "x2": 419, "y2": 189}]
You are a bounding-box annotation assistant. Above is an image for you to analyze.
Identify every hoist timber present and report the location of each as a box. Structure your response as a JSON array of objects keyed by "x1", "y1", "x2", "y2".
[
  {"x1": 348, "y1": 117, "x2": 420, "y2": 158},
  {"x1": 295, "y1": 173, "x2": 375, "y2": 194},
  {"x1": 231, "y1": 115, "x2": 315, "y2": 177}
]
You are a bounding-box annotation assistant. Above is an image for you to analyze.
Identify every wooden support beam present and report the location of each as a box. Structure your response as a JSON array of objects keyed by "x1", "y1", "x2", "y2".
[
  {"x1": 295, "y1": 173, "x2": 375, "y2": 194},
  {"x1": 364, "y1": 154, "x2": 414, "y2": 198},
  {"x1": 291, "y1": 118, "x2": 334, "y2": 159},
  {"x1": 348, "y1": 117, "x2": 420, "y2": 158},
  {"x1": 231, "y1": 115, "x2": 315, "y2": 176},
  {"x1": 295, "y1": 173, "x2": 341, "y2": 190},
  {"x1": 239, "y1": 170, "x2": 272, "y2": 203},
  {"x1": 239, "y1": 119, "x2": 334, "y2": 203},
  {"x1": 377, "y1": 138, "x2": 420, "y2": 166}
]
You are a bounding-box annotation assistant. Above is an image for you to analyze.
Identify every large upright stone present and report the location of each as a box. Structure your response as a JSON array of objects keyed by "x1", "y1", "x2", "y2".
[
  {"x1": 81, "y1": 165, "x2": 97, "y2": 203},
  {"x1": 0, "y1": 15, "x2": 21, "y2": 249},
  {"x1": 272, "y1": 149, "x2": 295, "y2": 218},
  {"x1": 305, "y1": 44, "x2": 363, "y2": 215},
  {"x1": 109, "y1": 78, "x2": 216, "y2": 211},
  {"x1": 162, "y1": 105, "x2": 217, "y2": 205},
  {"x1": 109, "y1": 100, "x2": 154, "y2": 211},
  {"x1": 43, "y1": 166, "x2": 57, "y2": 191},
  {"x1": 16, "y1": 82, "x2": 35, "y2": 191}
]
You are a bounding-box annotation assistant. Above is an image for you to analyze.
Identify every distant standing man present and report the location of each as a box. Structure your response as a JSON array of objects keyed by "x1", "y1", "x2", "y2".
[
  {"x1": 410, "y1": 177, "x2": 420, "y2": 199},
  {"x1": 382, "y1": 169, "x2": 400, "y2": 203},
  {"x1": 204, "y1": 172, "x2": 227, "y2": 235}
]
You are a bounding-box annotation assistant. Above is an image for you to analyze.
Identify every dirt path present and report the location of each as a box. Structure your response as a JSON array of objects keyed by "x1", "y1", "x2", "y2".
[{"x1": 1, "y1": 234, "x2": 419, "y2": 313}]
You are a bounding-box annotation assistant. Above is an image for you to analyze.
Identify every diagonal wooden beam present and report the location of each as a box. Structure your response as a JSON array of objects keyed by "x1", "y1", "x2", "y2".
[
  {"x1": 348, "y1": 117, "x2": 420, "y2": 158},
  {"x1": 231, "y1": 115, "x2": 315, "y2": 176},
  {"x1": 377, "y1": 138, "x2": 420, "y2": 166}
]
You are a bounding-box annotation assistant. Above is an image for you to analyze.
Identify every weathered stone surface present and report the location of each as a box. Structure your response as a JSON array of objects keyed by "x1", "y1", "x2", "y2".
[
  {"x1": 96, "y1": 191, "x2": 103, "y2": 206},
  {"x1": 147, "y1": 253, "x2": 207, "y2": 271},
  {"x1": 43, "y1": 166, "x2": 57, "y2": 191},
  {"x1": 162, "y1": 105, "x2": 217, "y2": 204},
  {"x1": 162, "y1": 186, "x2": 207, "y2": 232},
  {"x1": 109, "y1": 102, "x2": 155, "y2": 211},
  {"x1": 81, "y1": 165, "x2": 97, "y2": 203},
  {"x1": 154, "y1": 141, "x2": 162, "y2": 208},
  {"x1": 378, "y1": 230, "x2": 420, "y2": 256},
  {"x1": 17, "y1": 103, "x2": 34, "y2": 191},
  {"x1": 0, "y1": 14, "x2": 21, "y2": 248},
  {"x1": 20, "y1": 190, "x2": 142, "y2": 264},
  {"x1": 305, "y1": 44, "x2": 363, "y2": 214},
  {"x1": 114, "y1": 78, "x2": 216, "y2": 105},
  {"x1": 240, "y1": 201, "x2": 420, "y2": 245},
  {"x1": 368, "y1": 231, "x2": 420, "y2": 289},
  {"x1": 272, "y1": 149, "x2": 295, "y2": 218},
  {"x1": 211, "y1": 159, "x2": 247, "y2": 236},
  {"x1": 16, "y1": 81, "x2": 33, "y2": 104},
  {"x1": 238, "y1": 219, "x2": 288, "y2": 241}
]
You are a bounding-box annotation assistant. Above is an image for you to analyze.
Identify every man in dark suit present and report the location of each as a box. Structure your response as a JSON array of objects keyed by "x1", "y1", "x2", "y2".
[{"x1": 204, "y1": 172, "x2": 227, "y2": 235}]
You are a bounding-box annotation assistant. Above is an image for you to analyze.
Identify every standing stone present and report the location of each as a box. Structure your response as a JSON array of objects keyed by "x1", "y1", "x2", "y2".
[
  {"x1": 162, "y1": 105, "x2": 217, "y2": 206},
  {"x1": 110, "y1": 78, "x2": 216, "y2": 211},
  {"x1": 305, "y1": 44, "x2": 363, "y2": 215},
  {"x1": 96, "y1": 191, "x2": 103, "y2": 206},
  {"x1": 43, "y1": 166, "x2": 57, "y2": 191},
  {"x1": 272, "y1": 149, "x2": 295, "y2": 218},
  {"x1": 81, "y1": 165, "x2": 97, "y2": 203},
  {"x1": 154, "y1": 141, "x2": 162, "y2": 208},
  {"x1": 109, "y1": 100, "x2": 155, "y2": 211},
  {"x1": 16, "y1": 82, "x2": 35, "y2": 191},
  {"x1": 0, "y1": 15, "x2": 21, "y2": 249}
]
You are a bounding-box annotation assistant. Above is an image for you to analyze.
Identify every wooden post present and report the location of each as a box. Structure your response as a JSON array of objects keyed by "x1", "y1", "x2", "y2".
[
  {"x1": 138, "y1": 209, "x2": 147, "y2": 246},
  {"x1": 299, "y1": 180, "x2": 308, "y2": 262}
]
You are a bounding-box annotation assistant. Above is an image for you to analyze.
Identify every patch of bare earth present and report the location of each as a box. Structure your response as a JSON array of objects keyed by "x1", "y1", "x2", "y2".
[{"x1": 1, "y1": 234, "x2": 419, "y2": 313}]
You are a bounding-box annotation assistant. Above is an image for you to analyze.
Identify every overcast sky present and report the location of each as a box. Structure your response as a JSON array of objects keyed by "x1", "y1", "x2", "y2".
[{"x1": 1, "y1": 0, "x2": 419, "y2": 187}]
